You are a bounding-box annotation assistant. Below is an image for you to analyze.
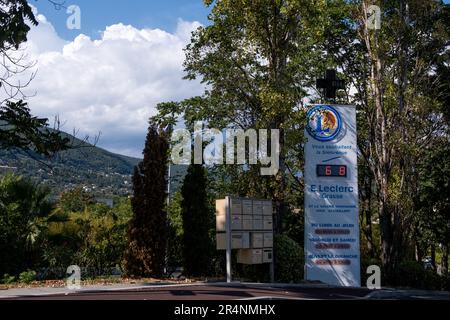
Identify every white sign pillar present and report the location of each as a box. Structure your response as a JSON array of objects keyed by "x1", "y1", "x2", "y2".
[{"x1": 304, "y1": 105, "x2": 361, "y2": 287}]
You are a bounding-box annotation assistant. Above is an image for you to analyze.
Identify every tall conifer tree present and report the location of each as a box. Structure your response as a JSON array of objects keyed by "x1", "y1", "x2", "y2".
[
  {"x1": 125, "y1": 121, "x2": 169, "y2": 278},
  {"x1": 181, "y1": 164, "x2": 212, "y2": 276}
]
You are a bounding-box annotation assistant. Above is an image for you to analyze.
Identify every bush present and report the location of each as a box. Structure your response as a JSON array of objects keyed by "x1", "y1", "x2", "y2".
[
  {"x1": 274, "y1": 234, "x2": 304, "y2": 283},
  {"x1": 18, "y1": 270, "x2": 37, "y2": 284},
  {"x1": 441, "y1": 274, "x2": 450, "y2": 291},
  {"x1": 395, "y1": 261, "x2": 441, "y2": 290},
  {"x1": 1, "y1": 274, "x2": 16, "y2": 284}
]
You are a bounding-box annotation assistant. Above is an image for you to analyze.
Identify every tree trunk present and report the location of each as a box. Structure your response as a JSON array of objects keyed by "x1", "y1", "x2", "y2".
[
  {"x1": 441, "y1": 244, "x2": 448, "y2": 276},
  {"x1": 361, "y1": 173, "x2": 375, "y2": 258},
  {"x1": 362, "y1": 0, "x2": 395, "y2": 279},
  {"x1": 415, "y1": 241, "x2": 424, "y2": 263}
]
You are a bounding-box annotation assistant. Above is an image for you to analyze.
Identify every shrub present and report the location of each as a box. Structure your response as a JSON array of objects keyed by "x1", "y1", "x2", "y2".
[
  {"x1": 1, "y1": 274, "x2": 16, "y2": 284},
  {"x1": 274, "y1": 234, "x2": 304, "y2": 283},
  {"x1": 395, "y1": 261, "x2": 441, "y2": 290},
  {"x1": 441, "y1": 274, "x2": 450, "y2": 291},
  {"x1": 18, "y1": 270, "x2": 37, "y2": 284}
]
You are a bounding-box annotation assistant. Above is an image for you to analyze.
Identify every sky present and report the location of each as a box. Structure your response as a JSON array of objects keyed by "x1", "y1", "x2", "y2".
[
  {"x1": 11, "y1": 0, "x2": 450, "y2": 158},
  {"x1": 14, "y1": 0, "x2": 211, "y2": 158}
]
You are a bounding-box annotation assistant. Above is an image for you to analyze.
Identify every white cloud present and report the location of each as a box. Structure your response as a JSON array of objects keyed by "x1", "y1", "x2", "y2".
[{"x1": 18, "y1": 13, "x2": 203, "y2": 158}]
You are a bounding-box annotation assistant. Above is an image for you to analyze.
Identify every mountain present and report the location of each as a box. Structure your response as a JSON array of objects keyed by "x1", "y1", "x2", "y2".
[
  {"x1": 0, "y1": 132, "x2": 141, "y2": 197},
  {"x1": 0, "y1": 131, "x2": 189, "y2": 198}
]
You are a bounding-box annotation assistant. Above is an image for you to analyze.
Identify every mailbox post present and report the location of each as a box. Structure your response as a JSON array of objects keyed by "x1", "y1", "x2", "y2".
[{"x1": 216, "y1": 196, "x2": 274, "y2": 283}]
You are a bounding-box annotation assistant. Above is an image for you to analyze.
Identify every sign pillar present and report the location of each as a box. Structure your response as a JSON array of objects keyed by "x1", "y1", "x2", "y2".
[{"x1": 304, "y1": 105, "x2": 361, "y2": 287}]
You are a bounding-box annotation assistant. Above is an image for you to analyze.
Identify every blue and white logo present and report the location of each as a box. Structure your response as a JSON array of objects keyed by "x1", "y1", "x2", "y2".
[{"x1": 306, "y1": 105, "x2": 342, "y2": 142}]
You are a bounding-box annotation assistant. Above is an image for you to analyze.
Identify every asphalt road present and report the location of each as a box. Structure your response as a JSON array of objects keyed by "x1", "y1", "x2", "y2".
[
  {"x1": 0, "y1": 284, "x2": 376, "y2": 300},
  {"x1": 3, "y1": 283, "x2": 450, "y2": 300}
]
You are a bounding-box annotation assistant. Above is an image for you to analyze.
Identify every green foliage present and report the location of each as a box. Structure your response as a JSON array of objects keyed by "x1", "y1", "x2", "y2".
[
  {"x1": 0, "y1": 171, "x2": 133, "y2": 279},
  {"x1": 167, "y1": 192, "x2": 184, "y2": 270},
  {"x1": 1, "y1": 273, "x2": 15, "y2": 284},
  {"x1": 181, "y1": 165, "x2": 213, "y2": 277},
  {"x1": 282, "y1": 208, "x2": 304, "y2": 246},
  {"x1": 18, "y1": 270, "x2": 36, "y2": 284},
  {"x1": 124, "y1": 122, "x2": 169, "y2": 278},
  {"x1": 415, "y1": 140, "x2": 450, "y2": 245},
  {"x1": 0, "y1": 100, "x2": 72, "y2": 156},
  {"x1": 394, "y1": 261, "x2": 443, "y2": 290},
  {"x1": 58, "y1": 187, "x2": 95, "y2": 213},
  {"x1": 43, "y1": 198, "x2": 132, "y2": 276},
  {"x1": 274, "y1": 234, "x2": 304, "y2": 283},
  {"x1": 0, "y1": 174, "x2": 53, "y2": 276},
  {"x1": 0, "y1": 0, "x2": 37, "y2": 50}
]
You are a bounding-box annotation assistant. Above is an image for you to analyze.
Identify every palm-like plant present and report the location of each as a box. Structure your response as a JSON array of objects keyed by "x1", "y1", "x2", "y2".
[{"x1": 0, "y1": 174, "x2": 53, "y2": 275}]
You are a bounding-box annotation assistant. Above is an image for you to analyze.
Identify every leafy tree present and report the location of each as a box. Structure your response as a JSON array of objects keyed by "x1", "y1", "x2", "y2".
[
  {"x1": 351, "y1": 0, "x2": 449, "y2": 277},
  {"x1": 57, "y1": 187, "x2": 95, "y2": 213},
  {"x1": 124, "y1": 121, "x2": 169, "y2": 278},
  {"x1": 166, "y1": 192, "x2": 184, "y2": 272},
  {"x1": 0, "y1": 0, "x2": 37, "y2": 51},
  {"x1": 415, "y1": 139, "x2": 450, "y2": 275},
  {"x1": 43, "y1": 198, "x2": 132, "y2": 277},
  {"x1": 0, "y1": 174, "x2": 52, "y2": 275},
  {"x1": 180, "y1": 164, "x2": 213, "y2": 277},
  {"x1": 0, "y1": 100, "x2": 71, "y2": 156},
  {"x1": 1, "y1": 1, "x2": 72, "y2": 156},
  {"x1": 155, "y1": 0, "x2": 327, "y2": 233}
]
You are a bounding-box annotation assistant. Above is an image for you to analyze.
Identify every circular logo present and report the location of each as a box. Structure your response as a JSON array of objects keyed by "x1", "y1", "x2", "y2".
[{"x1": 306, "y1": 105, "x2": 342, "y2": 141}]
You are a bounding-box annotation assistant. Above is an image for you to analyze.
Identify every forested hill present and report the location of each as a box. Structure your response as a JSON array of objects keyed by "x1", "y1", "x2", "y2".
[{"x1": 0, "y1": 132, "x2": 141, "y2": 197}]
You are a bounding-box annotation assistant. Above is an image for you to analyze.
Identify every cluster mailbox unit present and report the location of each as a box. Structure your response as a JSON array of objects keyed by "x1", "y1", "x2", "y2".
[{"x1": 216, "y1": 197, "x2": 274, "y2": 265}]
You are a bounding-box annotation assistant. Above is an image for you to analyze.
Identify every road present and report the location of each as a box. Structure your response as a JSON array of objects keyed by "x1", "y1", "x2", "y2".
[{"x1": 2, "y1": 283, "x2": 450, "y2": 300}]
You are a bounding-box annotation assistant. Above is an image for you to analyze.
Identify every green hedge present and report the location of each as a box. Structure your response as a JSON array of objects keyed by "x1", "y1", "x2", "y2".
[{"x1": 274, "y1": 234, "x2": 304, "y2": 283}]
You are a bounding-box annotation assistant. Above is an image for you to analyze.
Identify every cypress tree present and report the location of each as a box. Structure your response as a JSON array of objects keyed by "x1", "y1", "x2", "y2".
[
  {"x1": 180, "y1": 164, "x2": 212, "y2": 277},
  {"x1": 125, "y1": 121, "x2": 169, "y2": 278}
]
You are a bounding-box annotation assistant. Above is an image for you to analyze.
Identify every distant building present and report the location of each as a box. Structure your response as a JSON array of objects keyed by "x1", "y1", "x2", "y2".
[
  {"x1": 96, "y1": 198, "x2": 114, "y2": 208},
  {"x1": 0, "y1": 166, "x2": 18, "y2": 174}
]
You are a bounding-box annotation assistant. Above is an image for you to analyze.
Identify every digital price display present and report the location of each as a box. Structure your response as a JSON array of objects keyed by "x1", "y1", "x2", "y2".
[{"x1": 316, "y1": 165, "x2": 347, "y2": 177}]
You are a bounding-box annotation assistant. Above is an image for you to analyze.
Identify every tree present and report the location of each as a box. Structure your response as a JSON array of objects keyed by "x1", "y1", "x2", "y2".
[
  {"x1": 151, "y1": 0, "x2": 449, "y2": 286},
  {"x1": 57, "y1": 187, "x2": 95, "y2": 213},
  {"x1": 155, "y1": 0, "x2": 326, "y2": 233},
  {"x1": 124, "y1": 121, "x2": 169, "y2": 278},
  {"x1": 0, "y1": 0, "x2": 37, "y2": 100},
  {"x1": 353, "y1": 0, "x2": 449, "y2": 277},
  {"x1": 166, "y1": 191, "x2": 184, "y2": 273},
  {"x1": 0, "y1": 174, "x2": 52, "y2": 275},
  {"x1": 180, "y1": 164, "x2": 213, "y2": 277},
  {"x1": 415, "y1": 139, "x2": 450, "y2": 275},
  {"x1": 1, "y1": 1, "x2": 73, "y2": 156}
]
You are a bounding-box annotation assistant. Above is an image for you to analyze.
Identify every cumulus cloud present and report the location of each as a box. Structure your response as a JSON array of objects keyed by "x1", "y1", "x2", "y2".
[{"x1": 18, "y1": 12, "x2": 203, "y2": 157}]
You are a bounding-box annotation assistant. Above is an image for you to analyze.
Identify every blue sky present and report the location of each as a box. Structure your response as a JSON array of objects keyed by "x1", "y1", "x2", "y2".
[
  {"x1": 19, "y1": 0, "x2": 450, "y2": 158},
  {"x1": 32, "y1": 0, "x2": 211, "y2": 41},
  {"x1": 19, "y1": 0, "x2": 209, "y2": 158}
]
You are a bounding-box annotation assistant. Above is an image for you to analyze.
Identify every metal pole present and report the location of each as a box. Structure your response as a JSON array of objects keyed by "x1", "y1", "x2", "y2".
[
  {"x1": 270, "y1": 204, "x2": 275, "y2": 283},
  {"x1": 225, "y1": 196, "x2": 232, "y2": 283},
  {"x1": 270, "y1": 250, "x2": 275, "y2": 283}
]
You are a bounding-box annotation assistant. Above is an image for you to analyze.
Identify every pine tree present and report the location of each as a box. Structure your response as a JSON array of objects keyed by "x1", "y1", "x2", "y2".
[
  {"x1": 180, "y1": 164, "x2": 212, "y2": 277},
  {"x1": 124, "y1": 121, "x2": 169, "y2": 278}
]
